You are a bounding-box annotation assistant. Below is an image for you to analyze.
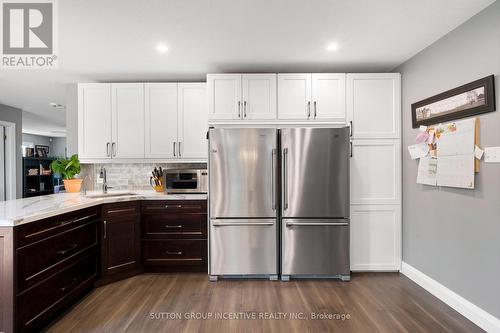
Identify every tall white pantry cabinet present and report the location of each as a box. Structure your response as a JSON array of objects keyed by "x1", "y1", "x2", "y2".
[{"x1": 347, "y1": 73, "x2": 402, "y2": 271}]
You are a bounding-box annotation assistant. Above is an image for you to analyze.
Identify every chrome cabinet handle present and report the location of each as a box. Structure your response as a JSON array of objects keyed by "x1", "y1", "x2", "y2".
[
  {"x1": 165, "y1": 204, "x2": 182, "y2": 208},
  {"x1": 57, "y1": 243, "x2": 78, "y2": 255},
  {"x1": 59, "y1": 278, "x2": 78, "y2": 293},
  {"x1": 286, "y1": 222, "x2": 349, "y2": 227},
  {"x1": 178, "y1": 142, "x2": 182, "y2": 157},
  {"x1": 166, "y1": 250, "x2": 183, "y2": 255},
  {"x1": 271, "y1": 148, "x2": 276, "y2": 210},
  {"x1": 212, "y1": 222, "x2": 274, "y2": 226},
  {"x1": 173, "y1": 142, "x2": 176, "y2": 157},
  {"x1": 238, "y1": 101, "x2": 241, "y2": 118},
  {"x1": 350, "y1": 121, "x2": 353, "y2": 137},
  {"x1": 307, "y1": 101, "x2": 311, "y2": 119},
  {"x1": 165, "y1": 225, "x2": 182, "y2": 229},
  {"x1": 244, "y1": 101, "x2": 247, "y2": 118},
  {"x1": 314, "y1": 101, "x2": 317, "y2": 118},
  {"x1": 103, "y1": 220, "x2": 107, "y2": 239},
  {"x1": 106, "y1": 142, "x2": 110, "y2": 157},
  {"x1": 350, "y1": 141, "x2": 353, "y2": 157},
  {"x1": 283, "y1": 148, "x2": 288, "y2": 210},
  {"x1": 111, "y1": 142, "x2": 116, "y2": 157}
]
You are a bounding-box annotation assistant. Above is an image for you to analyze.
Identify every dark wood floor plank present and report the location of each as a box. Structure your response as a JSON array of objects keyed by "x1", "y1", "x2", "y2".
[{"x1": 45, "y1": 273, "x2": 483, "y2": 333}]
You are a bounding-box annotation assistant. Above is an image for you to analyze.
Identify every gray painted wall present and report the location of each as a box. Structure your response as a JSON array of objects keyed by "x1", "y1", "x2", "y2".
[
  {"x1": 22, "y1": 133, "x2": 67, "y2": 158},
  {"x1": 65, "y1": 84, "x2": 78, "y2": 156},
  {"x1": 0, "y1": 104, "x2": 23, "y2": 198},
  {"x1": 396, "y1": 2, "x2": 500, "y2": 317}
]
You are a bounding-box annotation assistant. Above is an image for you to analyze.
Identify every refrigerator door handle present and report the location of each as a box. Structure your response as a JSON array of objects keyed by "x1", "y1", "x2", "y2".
[
  {"x1": 283, "y1": 148, "x2": 288, "y2": 210},
  {"x1": 286, "y1": 222, "x2": 349, "y2": 227},
  {"x1": 271, "y1": 148, "x2": 276, "y2": 210},
  {"x1": 212, "y1": 222, "x2": 275, "y2": 226}
]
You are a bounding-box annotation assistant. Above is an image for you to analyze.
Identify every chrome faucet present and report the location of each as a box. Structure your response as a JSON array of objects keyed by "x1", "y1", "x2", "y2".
[{"x1": 99, "y1": 167, "x2": 112, "y2": 193}]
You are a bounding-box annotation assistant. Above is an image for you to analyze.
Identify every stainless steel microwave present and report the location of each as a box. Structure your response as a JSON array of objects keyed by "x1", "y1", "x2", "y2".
[{"x1": 164, "y1": 169, "x2": 208, "y2": 194}]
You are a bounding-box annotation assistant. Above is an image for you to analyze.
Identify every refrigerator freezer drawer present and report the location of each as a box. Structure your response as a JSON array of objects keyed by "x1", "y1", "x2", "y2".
[
  {"x1": 282, "y1": 219, "x2": 349, "y2": 276},
  {"x1": 210, "y1": 219, "x2": 277, "y2": 275}
]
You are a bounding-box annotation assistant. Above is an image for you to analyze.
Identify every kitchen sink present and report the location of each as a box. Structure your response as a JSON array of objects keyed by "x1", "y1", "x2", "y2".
[{"x1": 85, "y1": 192, "x2": 137, "y2": 199}]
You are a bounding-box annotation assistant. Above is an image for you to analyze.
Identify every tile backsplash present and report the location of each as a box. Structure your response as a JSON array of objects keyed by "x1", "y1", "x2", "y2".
[{"x1": 80, "y1": 163, "x2": 207, "y2": 191}]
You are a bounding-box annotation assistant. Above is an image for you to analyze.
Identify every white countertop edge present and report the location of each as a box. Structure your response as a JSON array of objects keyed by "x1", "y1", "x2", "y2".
[{"x1": 0, "y1": 191, "x2": 207, "y2": 227}]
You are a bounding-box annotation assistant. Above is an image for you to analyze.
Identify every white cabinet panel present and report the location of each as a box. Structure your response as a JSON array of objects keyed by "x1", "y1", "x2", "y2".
[
  {"x1": 311, "y1": 73, "x2": 346, "y2": 122},
  {"x1": 145, "y1": 83, "x2": 178, "y2": 158},
  {"x1": 277, "y1": 74, "x2": 311, "y2": 120},
  {"x1": 350, "y1": 139, "x2": 401, "y2": 205},
  {"x1": 350, "y1": 205, "x2": 401, "y2": 271},
  {"x1": 111, "y1": 83, "x2": 145, "y2": 158},
  {"x1": 242, "y1": 74, "x2": 277, "y2": 120},
  {"x1": 347, "y1": 73, "x2": 401, "y2": 138},
  {"x1": 207, "y1": 74, "x2": 241, "y2": 120},
  {"x1": 78, "y1": 83, "x2": 112, "y2": 159},
  {"x1": 178, "y1": 83, "x2": 208, "y2": 159}
]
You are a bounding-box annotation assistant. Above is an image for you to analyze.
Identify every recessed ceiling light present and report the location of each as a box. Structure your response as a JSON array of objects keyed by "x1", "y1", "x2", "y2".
[
  {"x1": 326, "y1": 42, "x2": 339, "y2": 52},
  {"x1": 49, "y1": 102, "x2": 66, "y2": 110},
  {"x1": 155, "y1": 42, "x2": 169, "y2": 54}
]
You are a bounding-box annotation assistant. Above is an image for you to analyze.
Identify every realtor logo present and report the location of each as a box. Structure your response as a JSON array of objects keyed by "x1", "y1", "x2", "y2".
[{"x1": 1, "y1": 0, "x2": 57, "y2": 68}]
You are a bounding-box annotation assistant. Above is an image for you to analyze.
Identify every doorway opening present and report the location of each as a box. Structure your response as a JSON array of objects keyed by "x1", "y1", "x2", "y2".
[{"x1": 0, "y1": 121, "x2": 17, "y2": 201}]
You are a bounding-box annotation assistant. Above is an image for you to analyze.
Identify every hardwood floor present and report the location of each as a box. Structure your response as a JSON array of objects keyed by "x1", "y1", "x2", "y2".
[{"x1": 45, "y1": 273, "x2": 482, "y2": 333}]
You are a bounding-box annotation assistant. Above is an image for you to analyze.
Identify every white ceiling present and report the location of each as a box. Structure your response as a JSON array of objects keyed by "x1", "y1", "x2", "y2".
[{"x1": 0, "y1": 0, "x2": 495, "y2": 137}]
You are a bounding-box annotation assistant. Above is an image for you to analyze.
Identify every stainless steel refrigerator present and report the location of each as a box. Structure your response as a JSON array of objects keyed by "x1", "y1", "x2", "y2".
[{"x1": 208, "y1": 127, "x2": 350, "y2": 281}]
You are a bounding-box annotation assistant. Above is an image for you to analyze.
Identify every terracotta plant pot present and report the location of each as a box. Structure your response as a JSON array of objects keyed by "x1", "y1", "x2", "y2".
[{"x1": 63, "y1": 179, "x2": 83, "y2": 193}]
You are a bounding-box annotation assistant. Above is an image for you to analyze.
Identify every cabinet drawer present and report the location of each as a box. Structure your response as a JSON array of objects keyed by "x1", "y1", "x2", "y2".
[
  {"x1": 17, "y1": 253, "x2": 98, "y2": 333},
  {"x1": 102, "y1": 201, "x2": 140, "y2": 218},
  {"x1": 17, "y1": 221, "x2": 98, "y2": 293},
  {"x1": 141, "y1": 200, "x2": 207, "y2": 214},
  {"x1": 143, "y1": 239, "x2": 207, "y2": 267},
  {"x1": 16, "y1": 207, "x2": 100, "y2": 247},
  {"x1": 142, "y1": 214, "x2": 207, "y2": 239}
]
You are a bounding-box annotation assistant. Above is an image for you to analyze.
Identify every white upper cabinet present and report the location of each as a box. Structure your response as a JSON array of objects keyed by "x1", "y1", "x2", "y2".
[
  {"x1": 347, "y1": 73, "x2": 401, "y2": 138},
  {"x1": 277, "y1": 74, "x2": 312, "y2": 120},
  {"x1": 111, "y1": 83, "x2": 145, "y2": 158},
  {"x1": 241, "y1": 74, "x2": 277, "y2": 120},
  {"x1": 144, "y1": 83, "x2": 178, "y2": 159},
  {"x1": 207, "y1": 74, "x2": 241, "y2": 120},
  {"x1": 178, "y1": 83, "x2": 208, "y2": 159},
  {"x1": 78, "y1": 83, "x2": 112, "y2": 159},
  {"x1": 311, "y1": 73, "x2": 346, "y2": 122}
]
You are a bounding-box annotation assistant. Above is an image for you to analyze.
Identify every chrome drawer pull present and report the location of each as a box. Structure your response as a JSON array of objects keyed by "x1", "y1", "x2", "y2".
[
  {"x1": 165, "y1": 225, "x2": 182, "y2": 229},
  {"x1": 166, "y1": 250, "x2": 183, "y2": 255},
  {"x1": 286, "y1": 222, "x2": 349, "y2": 227},
  {"x1": 165, "y1": 205, "x2": 182, "y2": 209},
  {"x1": 57, "y1": 244, "x2": 79, "y2": 255}
]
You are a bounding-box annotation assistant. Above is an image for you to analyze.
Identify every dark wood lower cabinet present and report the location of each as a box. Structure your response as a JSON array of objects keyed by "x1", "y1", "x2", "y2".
[
  {"x1": 0, "y1": 199, "x2": 207, "y2": 332},
  {"x1": 100, "y1": 202, "x2": 142, "y2": 284}
]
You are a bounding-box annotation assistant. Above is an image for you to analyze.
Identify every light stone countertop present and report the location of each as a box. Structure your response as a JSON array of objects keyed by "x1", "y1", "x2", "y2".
[{"x1": 0, "y1": 191, "x2": 207, "y2": 227}]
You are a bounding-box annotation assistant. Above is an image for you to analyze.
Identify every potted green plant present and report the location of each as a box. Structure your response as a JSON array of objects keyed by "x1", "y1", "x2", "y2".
[{"x1": 50, "y1": 154, "x2": 82, "y2": 193}]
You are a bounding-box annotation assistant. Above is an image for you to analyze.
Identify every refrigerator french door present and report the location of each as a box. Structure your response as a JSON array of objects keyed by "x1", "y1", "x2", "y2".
[
  {"x1": 281, "y1": 127, "x2": 350, "y2": 280},
  {"x1": 209, "y1": 128, "x2": 278, "y2": 280}
]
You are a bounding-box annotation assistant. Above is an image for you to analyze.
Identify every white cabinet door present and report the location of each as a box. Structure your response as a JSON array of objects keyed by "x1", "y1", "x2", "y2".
[
  {"x1": 241, "y1": 74, "x2": 277, "y2": 120},
  {"x1": 277, "y1": 74, "x2": 311, "y2": 120},
  {"x1": 311, "y1": 73, "x2": 346, "y2": 122},
  {"x1": 350, "y1": 139, "x2": 401, "y2": 205},
  {"x1": 207, "y1": 74, "x2": 242, "y2": 120},
  {"x1": 144, "y1": 83, "x2": 178, "y2": 158},
  {"x1": 178, "y1": 83, "x2": 208, "y2": 159},
  {"x1": 78, "y1": 83, "x2": 112, "y2": 159},
  {"x1": 350, "y1": 205, "x2": 401, "y2": 271},
  {"x1": 347, "y1": 73, "x2": 401, "y2": 138},
  {"x1": 111, "y1": 83, "x2": 145, "y2": 158}
]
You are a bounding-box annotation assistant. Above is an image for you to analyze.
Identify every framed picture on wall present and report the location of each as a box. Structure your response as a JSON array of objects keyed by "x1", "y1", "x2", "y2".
[
  {"x1": 411, "y1": 75, "x2": 496, "y2": 128},
  {"x1": 35, "y1": 145, "x2": 49, "y2": 158}
]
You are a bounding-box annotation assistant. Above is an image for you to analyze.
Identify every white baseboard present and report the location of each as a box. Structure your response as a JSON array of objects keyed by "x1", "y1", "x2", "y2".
[{"x1": 401, "y1": 262, "x2": 500, "y2": 333}]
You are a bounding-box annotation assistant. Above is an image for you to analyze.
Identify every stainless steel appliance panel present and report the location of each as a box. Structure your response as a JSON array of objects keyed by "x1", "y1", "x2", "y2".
[
  {"x1": 164, "y1": 168, "x2": 208, "y2": 194},
  {"x1": 210, "y1": 219, "x2": 277, "y2": 275},
  {"x1": 209, "y1": 128, "x2": 278, "y2": 218},
  {"x1": 281, "y1": 127, "x2": 349, "y2": 218},
  {"x1": 282, "y1": 219, "x2": 349, "y2": 275}
]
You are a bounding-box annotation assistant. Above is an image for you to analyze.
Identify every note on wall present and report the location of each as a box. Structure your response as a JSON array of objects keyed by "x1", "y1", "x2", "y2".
[
  {"x1": 417, "y1": 156, "x2": 437, "y2": 186},
  {"x1": 484, "y1": 147, "x2": 500, "y2": 163},
  {"x1": 435, "y1": 118, "x2": 475, "y2": 189}
]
